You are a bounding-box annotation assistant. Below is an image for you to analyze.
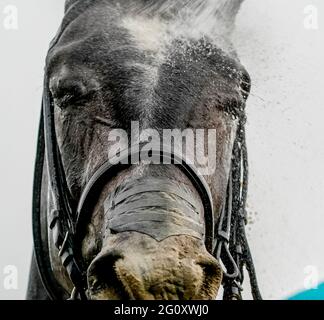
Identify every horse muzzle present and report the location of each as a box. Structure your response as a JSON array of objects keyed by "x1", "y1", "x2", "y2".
[{"x1": 87, "y1": 232, "x2": 222, "y2": 300}]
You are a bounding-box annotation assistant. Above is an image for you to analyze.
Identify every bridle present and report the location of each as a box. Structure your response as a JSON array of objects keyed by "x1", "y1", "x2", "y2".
[{"x1": 32, "y1": 0, "x2": 262, "y2": 301}]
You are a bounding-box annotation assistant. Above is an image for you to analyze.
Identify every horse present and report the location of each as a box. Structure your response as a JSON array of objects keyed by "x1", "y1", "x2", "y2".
[{"x1": 27, "y1": 0, "x2": 261, "y2": 300}]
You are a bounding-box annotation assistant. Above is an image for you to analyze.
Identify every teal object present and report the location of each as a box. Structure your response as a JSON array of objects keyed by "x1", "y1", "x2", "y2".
[{"x1": 289, "y1": 283, "x2": 324, "y2": 300}]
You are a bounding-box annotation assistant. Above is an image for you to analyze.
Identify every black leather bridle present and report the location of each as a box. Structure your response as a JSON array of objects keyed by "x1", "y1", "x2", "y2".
[{"x1": 32, "y1": 0, "x2": 262, "y2": 301}]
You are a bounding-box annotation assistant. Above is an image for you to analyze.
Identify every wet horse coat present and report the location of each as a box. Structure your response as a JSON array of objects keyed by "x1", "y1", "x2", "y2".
[{"x1": 27, "y1": 0, "x2": 260, "y2": 300}]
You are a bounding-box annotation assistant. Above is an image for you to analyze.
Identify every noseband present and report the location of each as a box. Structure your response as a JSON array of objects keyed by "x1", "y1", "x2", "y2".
[
  {"x1": 76, "y1": 146, "x2": 214, "y2": 249},
  {"x1": 32, "y1": 0, "x2": 262, "y2": 301}
]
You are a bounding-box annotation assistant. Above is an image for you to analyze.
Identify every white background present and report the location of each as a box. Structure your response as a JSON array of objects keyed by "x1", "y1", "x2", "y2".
[{"x1": 0, "y1": 0, "x2": 323, "y2": 300}]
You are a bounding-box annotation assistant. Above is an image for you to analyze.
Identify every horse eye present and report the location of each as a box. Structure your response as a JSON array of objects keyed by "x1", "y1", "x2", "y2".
[{"x1": 50, "y1": 78, "x2": 90, "y2": 109}]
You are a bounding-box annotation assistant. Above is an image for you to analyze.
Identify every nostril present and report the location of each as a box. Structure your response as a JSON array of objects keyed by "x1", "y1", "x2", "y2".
[
  {"x1": 196, "y1": 256, "x2": 223, "y2": 299},
  {"x1": 87, "y1": 250, "x2": 124, "y2": 295},
  {"x1": 198, "y1": 258, "x2": 223, "y2": 276}
]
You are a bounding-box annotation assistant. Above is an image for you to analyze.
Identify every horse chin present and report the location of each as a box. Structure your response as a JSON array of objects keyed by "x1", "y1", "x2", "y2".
[{"x1": 86, "y1": 233, "x2": 223, "y2": 300}]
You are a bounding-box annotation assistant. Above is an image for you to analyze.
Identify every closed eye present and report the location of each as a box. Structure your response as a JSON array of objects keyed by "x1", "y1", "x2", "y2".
[
  {"x1": 53, "y1": 89, "x2": 95, "y2": 109},
  {"x1": 50, "y1": 77, "x2": 97, "y2": 109}
]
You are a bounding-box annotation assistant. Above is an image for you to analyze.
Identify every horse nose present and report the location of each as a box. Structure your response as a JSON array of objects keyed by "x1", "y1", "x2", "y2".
[
  {"x1": 86, "y1": 233, "x2": 223, "y2": 300},
  {"x1": 87, "y1": 250, "x2": 128, "y2": 299}
]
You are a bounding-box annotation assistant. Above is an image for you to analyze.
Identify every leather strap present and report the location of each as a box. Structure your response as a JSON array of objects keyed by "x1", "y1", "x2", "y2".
[
  {"x1": 76, "y1": 145, "x2": 214, "y2": 252},
  {"x1": 104, "y1": 177, "x2": 205, "y2": 242}
]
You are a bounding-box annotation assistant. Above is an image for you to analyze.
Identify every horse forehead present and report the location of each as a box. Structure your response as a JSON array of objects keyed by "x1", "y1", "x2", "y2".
[
  {"x1": 59, "y1": 0, "x2": 237, "y2": 60},
  {"x1": 122, "y1": 16, "x2": 168, "y2": 53},
  {"x1": 120, "y1": 15, "x2": 231, "y2": 58},
  {"x1": 55, "y1": 2, "x2": 233, "y2": 63},
  {"x1": 49, "y1": 7, "x2": 242, "y2": 88}
]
